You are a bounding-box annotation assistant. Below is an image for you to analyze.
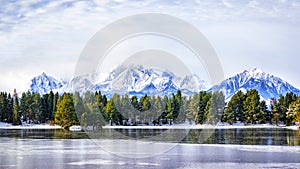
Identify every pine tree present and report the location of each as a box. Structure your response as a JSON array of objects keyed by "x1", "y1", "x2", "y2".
[
  {"x1": 204, "y1": 91, "x2": 225, "y2": 125},
  {"x1": 164, "y1": 96, "x2": 173, "y2": 124},
  {"x1": 86, "y1": 99, "x2": 101, "y2": 129},
  {"x1": 106, "y1": 97, "x2": 119, "y2": 125},
  {"x1": 141, "y1": 95, "x2": 151, "y2": 124},
  {"x1": 179, "y1": 96, "x2": 189, "y2": 124},
  {"x1": 0, "y1": 92, "x2": 10, "y2": 122},
  {"x1": 172, "y1": 91, "x2": 182, "y2": 123},
  {"x1": 223, "y1": 91, "x2": 245, "y2": 124},
  {"x1": 277, "y1": 95, "x2": 286, "y2": 123},
  {"x1": 40, "y1": 94, "x2": 49, "y2": 123},
  {"x1": 48, "y1": 91, "x2": 54, "y2": 120},
  {"x1": 153, "y1": 96, "x2": 164, "y2": 125},
  {"x1": 282, "y1": 92, "x2": 297, "y2": 125},
  {"x1": 130, "y1": 96, "x2": 138, "y2": 109},
  {"x1": 31, "y1": 92, "x2": 42, "y2": 123},
  {"x1": 130, "y1": 96, "x2": 139, "y2": 123},
  {"x1": 13, "y1": 89, "x2": 21, "y2": 125},
  {"x1": 0, "y1": 93, "x2": 4, "y2": 121},
  {"x1": 19, "y1": 92, "x2": 28, "y2": 123},
  {"x1": 116, "y1": 95, "x2": 132, "y2": 124},
  {"x1": 112, "y1": 94, "x2": 124, "y2": 125},
  {"x1": 25, "y1": 91, "x2": 34, "y2": 123},
  {"x1": 95, "y1": 91, "x2": 107, "y2": 116},
  {"x1": 53, "y1": 92, "x2": 59, "y2": 118},
  {"x1": 243, "y1": 89, "x2": 260, "y2": 125},
  {"x1": 196, "y1": 91, "x2": 211, "y2": 124},
  {"x1": 175, "y1": 91, "x2": 186, "y2": 123},
  {"x1": 73, "y1": 92, "x2": 86, "y2": 125},
  {"x1": 141, "y1": 95, "x2": 150, "y2": 111},
  {"x1": 7, "y1": 94, "x2": 13, "y2": 123},
  {"x1": 55, "y1": 93, "x2": 79, "y2": 129},
  {"x1": 157, "y1": 96, "x2": 169, "y2": 124},
  {"x1": 187, "y1": 93, "x2": 199, "y2": 124},
  {"x1": 286, "y1": 97, "x2": 300, "y2": 126},
  {"x1": 258, "y1": 100, "x2": 268, "y2": 124},
  {"x1": 80, "y1": 91, "x2": 104, "y2": 128},
  {"x1": 223, "y1": 102, "x2": 235, "y2": 124},
  {"x1": 271, "y1": 99, "x2": 279, "y2": 126}
]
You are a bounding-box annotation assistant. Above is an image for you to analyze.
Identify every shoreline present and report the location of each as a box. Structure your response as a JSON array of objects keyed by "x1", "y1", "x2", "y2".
[
  {"x1": 0, "y1": 123, "x2": 298, "y2": 130},
  {"x1": 0, "y1": 123, "x2": 61, "y2": 129},
  {"x1": 102, "y1": 125, "x2": 299, "y2": 130}
]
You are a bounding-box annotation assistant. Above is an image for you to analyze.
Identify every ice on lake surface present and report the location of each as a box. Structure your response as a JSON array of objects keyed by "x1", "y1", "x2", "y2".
[
  {"x1": 0, "y1": 128, "x2": 300, "y2": 169},
  {"x1": 1, "y1": 138, "x2": 300, "y2": 169}
]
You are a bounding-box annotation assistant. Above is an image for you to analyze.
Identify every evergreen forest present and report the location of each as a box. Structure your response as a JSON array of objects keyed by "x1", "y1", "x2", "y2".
[{"x1": 0, "y1": 89, "x2": 300, "y2": 129}]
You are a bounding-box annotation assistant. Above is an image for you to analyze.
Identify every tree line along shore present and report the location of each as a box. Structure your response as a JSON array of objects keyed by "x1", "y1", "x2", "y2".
[{"x1": 0, "y1": 89, "x2": 299, "y2": 129}]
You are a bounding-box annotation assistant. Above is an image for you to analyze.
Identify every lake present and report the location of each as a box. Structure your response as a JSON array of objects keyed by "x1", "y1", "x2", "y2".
[{"x1": 0, "y1": 128, "x2": 300, "y2": 168}]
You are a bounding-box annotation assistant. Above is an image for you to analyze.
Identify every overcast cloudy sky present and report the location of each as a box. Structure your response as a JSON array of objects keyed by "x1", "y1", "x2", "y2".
[{"x1": 0, "y1": 0, "x2": 300, "y2": 92}]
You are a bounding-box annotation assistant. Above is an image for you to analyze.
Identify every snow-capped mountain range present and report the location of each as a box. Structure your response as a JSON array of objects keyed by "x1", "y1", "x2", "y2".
[
  {"x1": 27, "y1": 66, "x2": 300, "y2": 100},
  {"x1": 27, "y1": 65, "x2": 209, "y2": 96},
  {"x1": 210, "y1": 67, "x2": 300, "y2": 100},
  {"x1": 94, "y1": 65, "x2": 209, "y2": 96}
]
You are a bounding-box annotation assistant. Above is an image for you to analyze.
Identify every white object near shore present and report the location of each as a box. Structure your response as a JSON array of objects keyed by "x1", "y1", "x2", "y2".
[
  {"x1": 282, "y1": 126, "x2": 299, "y2": 131},
  {"x1": 69, "y1": 125, "x2": 82, "y2": 131}
]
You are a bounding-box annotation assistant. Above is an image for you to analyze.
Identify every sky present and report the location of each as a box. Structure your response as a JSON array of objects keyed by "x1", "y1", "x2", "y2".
[{"x1": 0, "y1": 0, "x2": 300, "y2": 92}]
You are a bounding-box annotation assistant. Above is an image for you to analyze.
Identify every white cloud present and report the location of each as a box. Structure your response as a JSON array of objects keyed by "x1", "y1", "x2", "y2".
[{"x1": 0, "y1": 0, "x2": 300, "y2": 92}]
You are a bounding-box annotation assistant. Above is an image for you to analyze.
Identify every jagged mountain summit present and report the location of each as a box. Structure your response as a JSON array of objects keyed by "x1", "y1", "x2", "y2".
[
  {"x1": 27, "y1": 65, "x2": 209, "y2": 96},
  {"x1": 27, "y1": 67, "x2": 300, "y2": 100},
  {"x1": 58, "y1": 74, "x2": 94, "y2": 94},
  {"x1": 210, "y1": 67, "x2": 300, "y2": 100},
  {"x1": 94, "y1": 65, "x2": 209, "y2": 96},
  {"x1": 28, "y1": 72, "x2": 66, "y2": 95}
]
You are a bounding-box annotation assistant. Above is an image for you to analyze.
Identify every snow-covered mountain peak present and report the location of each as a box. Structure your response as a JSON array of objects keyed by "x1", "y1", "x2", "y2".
[
  {"x1": 98, "y1": 65, "x2": 178, "y2": 94},
  {"x1": 93, "y1": 65, "x2": 208, "y2": 96},
  {"x1": 28, "y1": 72, "x2": 66, "y2": 95},
  {"x1": 210, "y1": 68, "x2": 300, "y2": 100},
  {"x1": 247, "y1": 67, "x2": 267, "y2": 79},
  {"x1": 249, "y1": 67, "x2": 263, "y2": 74},
  {"x1": 240, "y1": 67, "x2": 266, "y2": 79},
  {"x1": 28, "y1": 65, "x2": 209, "y2": 96},
  {"x1": 180, "y1": 74, "x2": 210, "y2": 91},
  {"x1": 40, "y1": 72, "x2": 47, "y2": 77},
  {"x1": 28, "y1": 66, "x2": 300, "y2": 100}
]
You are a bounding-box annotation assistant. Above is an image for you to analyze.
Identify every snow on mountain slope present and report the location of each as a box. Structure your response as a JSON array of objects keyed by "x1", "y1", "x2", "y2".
[
  {"x1": 94, "y1": 65, "x2": 206, "y2": 96},
  {"x1": 28, "y1": 72, "x2": 66, "y2": 95},
  {"x1": 27, "y1": 66, "x2": 208, "y2": 96},
  {"x1": 58, "y1": 74, "x2": 94, "y2": 94},
  {"x1": 210, "y1": 68, "x2": 300, "y2": 100},
  {"x1": 28, "y1": 67, "x2": 300, "y2": 100},
  {"x1": 180, "y1": 74, "x2": 210, "y2": 92}
]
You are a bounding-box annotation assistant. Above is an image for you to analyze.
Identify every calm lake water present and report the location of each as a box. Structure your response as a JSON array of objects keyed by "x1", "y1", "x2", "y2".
[
  {"x1": 0, "y1": 128, "x2": 300, "y2": 169},
  {"x1": 1, "y1": 128, "x2": 299, "y2": 145}
]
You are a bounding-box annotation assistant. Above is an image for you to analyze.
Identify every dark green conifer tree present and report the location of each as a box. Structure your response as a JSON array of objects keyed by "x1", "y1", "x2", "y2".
[
  {"x1": 243, "y1": 89, "x2": 260, "y2": 124},
  {"x1": 13, "y1": 89, "x2": 21, "y2": 125}
]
